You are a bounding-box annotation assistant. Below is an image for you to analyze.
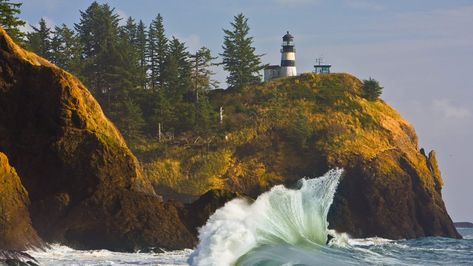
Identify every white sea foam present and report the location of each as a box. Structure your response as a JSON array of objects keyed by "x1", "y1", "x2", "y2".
[
  {"x1": 188, "y1": 169, "x2": 344, "y2": 266},
  {"x1": 348, "y1": 237, "x2": 394, "y2": 247},
  {"x1": 27, "y1": 244, "x2": 191, "y2": 266},
  {"x1": 25, "y1": 169, "x2": 472, "y2": 266}
]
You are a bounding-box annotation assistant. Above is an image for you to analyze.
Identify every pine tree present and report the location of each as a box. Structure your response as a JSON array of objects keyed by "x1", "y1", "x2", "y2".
[
  {"x1": 0, "y1": 0, "x2": 25, "y2": 42},
  {"x1": 121, "y1": 17, "x2": 137, "y2": 44},
  {"x1": 164, "y1": 37, "x2": 191, "y2": 100},
  {"x1": 74, "y1": 2, "x2": 120, "y2": 103},
  {"x1": 50, "y1": 24, "x2": 83, "y2": 74},
  {"x1": 149, "y1": 89, "x2": 175, "y2": 137},
  {"x1": 190, "y1": 46, "x2": 219, "y2": 101},
  {"x1": 26, "y1": 18, "x2": 52, "y2": 59},
  {"x1": 135, "y1": 20, "x2": 147, "y2": 89},
  {"x1": 362, "y1": 78, "x2": 383, "y2": 101},
  {"x1": 147, "y1": 14, "x2": 168, "y2": 90},
  {"x1": 104, "y1": 29, "x2": 145, "y2": 140},
  {"x1": 220, "y1": 13, "x2": 262, "y2": 89},
  {"x1": 110, "y1": 96, "x2": 145, "y2": 142}
]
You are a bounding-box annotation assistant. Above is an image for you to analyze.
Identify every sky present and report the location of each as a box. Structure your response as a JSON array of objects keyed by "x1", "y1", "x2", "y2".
[{"x1": 18, "y1": 0, "x2": 473, "y2": 222}]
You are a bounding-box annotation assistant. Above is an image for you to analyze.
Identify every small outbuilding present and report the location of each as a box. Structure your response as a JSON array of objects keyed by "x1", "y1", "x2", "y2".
[{"x1": 314, "y1": 58, "x2": 331, "y2": 74}]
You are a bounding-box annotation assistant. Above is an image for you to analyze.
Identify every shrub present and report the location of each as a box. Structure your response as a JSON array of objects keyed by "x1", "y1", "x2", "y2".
[{"x1": 362, "y1": 78, "x2": 383, "y2": 101}]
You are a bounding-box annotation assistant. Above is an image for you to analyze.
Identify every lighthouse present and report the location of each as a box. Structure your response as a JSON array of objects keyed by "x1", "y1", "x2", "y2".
[
  {"x1": 263, "y1": 31, "x2": 298, "y2": 81},
  {"x1": 280, "y1": 31, "x2": 297, "y2": 77}
]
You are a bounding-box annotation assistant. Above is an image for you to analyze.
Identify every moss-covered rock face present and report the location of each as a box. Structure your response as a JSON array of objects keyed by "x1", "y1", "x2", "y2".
[
  {"x1": 0, "y1": 152, "x2": 42, "y2": 250},
  {"x1": 143, "y1": 72, "x2": 460, "y2": 239},
  {"x1": 0, "y1": 28, "x2": 196, "y2": 251}
]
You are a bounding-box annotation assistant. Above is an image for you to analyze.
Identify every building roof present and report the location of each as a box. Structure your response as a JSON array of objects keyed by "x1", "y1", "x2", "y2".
[
  {"x1": 283, "y1": 31, "x2": 293, "y2": 41},
  {"x1": 265, "y1": 65, "x2": 280, "y2": 69}
]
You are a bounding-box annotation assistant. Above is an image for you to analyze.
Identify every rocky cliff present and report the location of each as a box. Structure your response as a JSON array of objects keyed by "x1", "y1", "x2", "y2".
[
  {"x1": 145, "y1": 73, "x2": 460, "y2": 239},
  {"x1": 0, "y1": 25, "x2": 459, "y2": 253},
  {"x1": 0, "y1": 153, "x2": 42, "y2": 251},
  {"x1": 0, "y1": 27, "x2": 197, "y2": 251}
]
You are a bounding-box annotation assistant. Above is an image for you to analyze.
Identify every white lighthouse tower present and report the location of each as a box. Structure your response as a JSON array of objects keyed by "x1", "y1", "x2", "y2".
[{"x1": 280, "y1": 31, "x2": 297, "y2": 77}]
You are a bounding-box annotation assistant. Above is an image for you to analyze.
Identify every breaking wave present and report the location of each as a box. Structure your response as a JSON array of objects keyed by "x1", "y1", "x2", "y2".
[{"x1": 188, "y1": 169, "x2": 344, "y2": 266}]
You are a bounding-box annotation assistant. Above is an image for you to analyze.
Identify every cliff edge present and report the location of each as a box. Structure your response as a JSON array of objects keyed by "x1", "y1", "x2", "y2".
[
  {"x1": 0, "y1": 152, "x2": 42, "y2": 251},
  {"x1": 0, "y1": 27, "x2": 195, "y2": 251},
  {"x1": 145, "y1": 72, "x2": 460, "y2": 239}
]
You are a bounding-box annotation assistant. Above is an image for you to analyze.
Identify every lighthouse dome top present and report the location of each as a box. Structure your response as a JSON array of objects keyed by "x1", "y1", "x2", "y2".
[{"x1": 283, "y1": 31, "x2": 294, "y2": 41}]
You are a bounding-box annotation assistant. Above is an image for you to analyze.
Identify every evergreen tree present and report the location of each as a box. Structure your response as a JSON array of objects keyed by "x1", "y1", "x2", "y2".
[
  {"x1": 147, "y1": 14, "x2": 168, "y2": 90},
  {"x1": 104, "y1": 30, "x2": 145, "y2": 139},
  {"x1": 135, "y1": 20, "x2": 148, "y2": 89},
  {"x1": 220, "y1": 13, "x2": 262, "y2": 89},
  {"x1": 362, "y1": 78, "x2": 383, "y2": 101},
  {"x1": 190, "y1": 46, "x2": 219, "y2": 101},
  {"x1": 121, "y1": 17, "x2": 137, "y2": 44},
  {"x1": 74, "y1": 2, "x2": 120, "y2": 103},
  {"x1": 121, "y1": 18, "x2": 148, "y2": 91},
  {"x1": 111, "y1": 96, "x2": 145, "y2": 142},
  {"x1": 118, "y1": 16, "x2": 142, "y2": 91},
  {"x1": 164, "y1": 37, "x2": 191, "y2": 100},
  {"x1": 194, "y1": 96, "x2": 216, "y2": 134},
  {"x1": 26, "y1": 18, "x2": 52, "y2": 58},
  {"x1": 0, "y1": 0, "x2": 25, "y2": 42},
  {"x1": 149, "y1": 89, "x2": 175, "y2": 138},
  {"x1": 50, "y1": 24, "x2": 83, "y2": 74}
]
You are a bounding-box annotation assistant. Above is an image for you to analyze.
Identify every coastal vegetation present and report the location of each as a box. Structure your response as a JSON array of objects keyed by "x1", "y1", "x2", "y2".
[
  {"x1": 11, "y1": 2, "x2": 265, "y2": 148},
  {"x1": 0, "y1": 0, "x2": 24, "y2": 41}
]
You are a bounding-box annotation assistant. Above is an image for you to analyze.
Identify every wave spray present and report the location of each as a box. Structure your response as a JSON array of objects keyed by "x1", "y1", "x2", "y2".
[{"x1": 189, "y1": 169, "x2": 344, "y2": 266}]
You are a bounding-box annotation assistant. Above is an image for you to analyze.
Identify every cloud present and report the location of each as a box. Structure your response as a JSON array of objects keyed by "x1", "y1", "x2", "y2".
[
  {"x1": 19, "y1": 21, "x2": 34, "y2": 33},
  {"x1": 271, "y1": 0, "x2": 320, "y2": 7},
  {"x1": 42, "y1": 17, "x2": 56, "y2": 28},
  {"x1": 173, "y1": 33, "x2": 203, "y2": 53},
  {"x1": 116, "y1": 10, "x2": 128, "y2": 26},
  {"x1": 344, "y1": 0, "x2": 385, "y2": 11},
  {"x1": 32, "y1": 0, "x2": 63, "y2": 12},
  {"x1": 432, "y1": 99, "x2": 472, "y2": 119},
  {"x1": 21, "y1": 17, "x2": 56, "y2": 33}
]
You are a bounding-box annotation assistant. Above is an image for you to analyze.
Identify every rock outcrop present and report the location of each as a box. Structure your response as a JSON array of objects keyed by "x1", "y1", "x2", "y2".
[
  {"x1": 145, "y1": 72, "x2": 460, "y2": 240},
  {"x1": 0, "y1": 250, "x2": 39, "y2": 266},
  {"x1": 0, "y1": 153, "x2": 42, "y2": 251},
  {"x1": 183, "y1": 189, "x2": 239, "y2": 235},
  {"x1": 0, "y1": 27, "x2": 195, "y2": 251}
]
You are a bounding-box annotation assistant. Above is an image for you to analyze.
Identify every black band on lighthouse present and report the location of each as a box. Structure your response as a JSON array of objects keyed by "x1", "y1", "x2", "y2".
[
  {"x1": 281, "y1": 60, "x2": 295, "y2": 67},
  {"x1": 282, "y1": 46, "x2": 295, "y2": 52}
]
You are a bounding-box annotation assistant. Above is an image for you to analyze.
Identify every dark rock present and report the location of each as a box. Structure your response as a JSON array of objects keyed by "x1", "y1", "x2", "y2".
[
  {"x1": 0, "y1": 251, "x2": 39, "y2": 266},
  {"x1": 0, "y1": 27, "x2": 194, "y2": 251},
  {"x1": 0, "y1": 153, "x2": 43, "y2": 251},
  {"x1": 328, "y1": 149, "x2": 461, "y2": 239},
  {"x1": 454, "y1": 222, "x2": 473, "y2": 228},
  {"x1": 183, "y1": 189, "x2": 239, "y2": 235}
]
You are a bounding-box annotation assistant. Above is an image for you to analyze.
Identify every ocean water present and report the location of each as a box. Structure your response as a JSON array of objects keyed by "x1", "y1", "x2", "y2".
[{"x1": 28, "y1": 169, "x2": 473, "y2": 266}]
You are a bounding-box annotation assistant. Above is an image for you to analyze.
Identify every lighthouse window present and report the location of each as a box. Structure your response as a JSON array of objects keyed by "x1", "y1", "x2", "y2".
[{"x1": 283, "y1": 41, "x2": 293, "y2": 46}]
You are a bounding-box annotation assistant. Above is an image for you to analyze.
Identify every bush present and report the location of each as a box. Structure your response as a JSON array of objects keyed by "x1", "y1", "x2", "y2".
[{"x1": 362, "y1": 78, "x2": 383, "y2": 101}]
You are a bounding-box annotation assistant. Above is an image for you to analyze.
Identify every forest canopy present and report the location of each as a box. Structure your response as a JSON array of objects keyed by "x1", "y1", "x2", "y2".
[{"x1": 2, "y1": 1, "x2": 263, "y2": 147}]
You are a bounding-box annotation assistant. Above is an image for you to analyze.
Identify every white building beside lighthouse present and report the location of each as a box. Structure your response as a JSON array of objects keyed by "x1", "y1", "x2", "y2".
[{"x1": 264, "y1": 31, "x2": 297, "y2": 81}]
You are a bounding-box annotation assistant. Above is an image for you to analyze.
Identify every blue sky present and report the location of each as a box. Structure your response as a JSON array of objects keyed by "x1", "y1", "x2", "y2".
[{"x1": 19, "y1": 0, "x2": 473, "y2": 222}]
